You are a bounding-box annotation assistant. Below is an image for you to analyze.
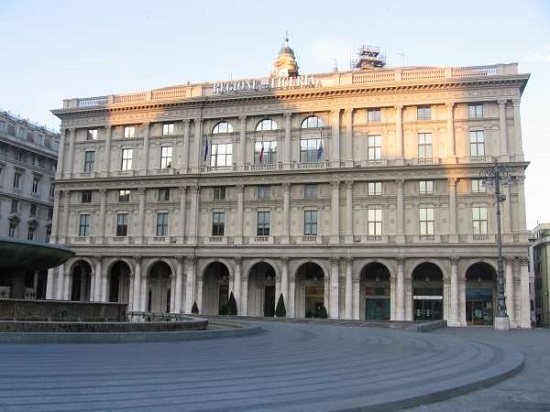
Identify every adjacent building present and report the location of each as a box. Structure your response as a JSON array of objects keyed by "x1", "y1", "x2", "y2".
[
  {"x1": 47, "y1": 40, "x2": 531, "y2": 327},
  {"x1": 0, "y1": 110, "x2": 59, "y2": 299},
  {"x1": 530, "y1": 223, "x2": 550, "y2": 326}
]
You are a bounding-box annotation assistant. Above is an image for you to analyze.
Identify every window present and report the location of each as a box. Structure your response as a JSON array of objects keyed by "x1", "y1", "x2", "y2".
[
  {"x1": 304, "y1": 184, "x2": 318, "y2": 198},
  {"x1": 367, "y1": 182, "x2": 382, "y2": 196},
  {"x1": 81, "y1": 190, "x2": 93, "y2": 203},
  {"x1": 13, "y1": 171, "x2": 22, "y2": 189},
  {"x1": 116, "y1": 213, "x2": 129, "y2": 236},
  {"x1": 418, "y1": 133, "x2": 433, "y2": 161},
  {"x1": 160, "y1": 146, "x2": 173, "y2": 169},
  {"x1": 257, "y1": 211, "x2": 270, "y2": 236},
  {"x1": 472, "y1": 207, "x2": 488, "y2": 235},
  {"x1": 257, "y1": 185, "x2": 270, "y2": 199},
  {"x1": 367, "y1": 135, "x2": 381, "y2": 160},
  {"x1": 254, "y1": 140, "x2": 277, "y2": 164},
  {"x1": 212, "y1": 121, "x2": 233, "y2": 134},
  {"x1": 213, "y1": 187, "x2": 226, "y2": 200},
  {"x1": 212, "y1": 212, "x2": 225, "y2": 236},
  {"x1": 8, "y1": 221, "x2": 17, "y2": 238},
  {"x1": 301, "y1": 116, "x2": 324, "y2": 129},
  {"x1": 469, "y1": 131, "x2": 485, "y2": 157},
  {"x1": 47, "y1": 207, "x2": 53, "y2": 220},
  {"x1": 124, "y1": 126, "x2": 135, "y2": 138},
  {"x1": 35, "y1": 134, "x2": 44, "y2": 145},
  {"x1": 49, "y1": 183, "x2": 55, "y2": 198},
  {"x1": 256, "y1": 119, "x2": 278, "y2": 131},
  {"x1": 32, "y1": 176, "x2": 40, "y2": 194},
  {"x1": 87, "y1": 129, "x2": 98, "y2": 140},
  {"x1": 419, "y1": 207, "x2": 435, "y2": 236},
  {"x1": 417, "y1": 106, "x2": 431, "y2": 120},
  {"x1": 0, "y1": 120, "x2": 5, "y2": 132},
  {"x1": 118, "y1": 190, "x2": 130, "y2": 202},
  {"x1": 156, "y1": 212, "x2": 169, "y2": 236},
  {"x1": 471, "y1": 179, "x2": 486, "y2": 193},
  {"x1": 27, "y1": 226, "x2": 35, "y2": 241},
  {"x1": 210, "y1": 143, "x2": 233, "y2": 167},
  {"x1": 304, "y1": 210, "x2": 318, "y2": 235},
  {"x1": 121, "y1": 148, "x2": 133, "y2": 171},
  {"x1": 158, "y1": 188, "x2": 170, "y2": 201},
  {"x1": 18, "y1": 128, "x2": 25, "y2": 139},
  {"x1": 10, "y1": 200, "x2": 18, "y2": 213},
  {"x1": 468, "y1": 104, "x2": 483, "y2": 118},
  {"x1": 367, "y1": 108, "x2": 381, "y2": 122},
  {"x1": 368, "y1": 208, "x2": 382, "y2": 236},
  {"x1": 162, "y1": 123, "x2": 175, "y2": 136},
  {"x1": 419, "y1": 180, "x2": 434, "y2": 194},
  {"x1": 300, "y1": 138, "x2": 323, "y2": 163},
  {"x1": 79, "y1": 214, "x2": 90, "y2": 236},
  {"x1": 30, "y1": 204, "x2": 37, "y2": 217},
  {"x1": 45, "y1": 226, "x2": 51, "y2": 243},
  {"x1": 83, "y1": 151, "x2": 95, "y2": 173}
]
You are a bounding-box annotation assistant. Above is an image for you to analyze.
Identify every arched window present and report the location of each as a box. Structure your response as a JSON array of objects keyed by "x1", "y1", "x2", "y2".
[
  {"x1": 212, "y1": 121, "x2": 233, "y2": 134},
  {"x1": 301, "y1": 116, "x2": 324, "y2": 129},
  {"x1": 256, "y1": 119, "x2": 278, "y2": 132}
]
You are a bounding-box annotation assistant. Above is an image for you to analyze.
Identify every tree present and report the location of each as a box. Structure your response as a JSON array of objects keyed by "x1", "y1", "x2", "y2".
[
  {"x1": 275, "y1": 293, "x2": 286, "y2": 317},
  {"x1": 191, "y1": 301, "x2": 199, "y2": 315},
  {"x1": 227, "y1": 291, "x2": 238, "y2": 315}
]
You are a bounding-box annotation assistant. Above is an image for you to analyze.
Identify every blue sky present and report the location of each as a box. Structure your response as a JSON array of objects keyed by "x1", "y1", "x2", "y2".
[{"x1": 1, "y1": 0, "x2": 549, "y2": 227}]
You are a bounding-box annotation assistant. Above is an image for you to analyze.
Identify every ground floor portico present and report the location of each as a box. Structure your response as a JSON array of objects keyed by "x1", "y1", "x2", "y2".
[{"x1": 47, "y1": 254, "x2": 531, "y2": 328}]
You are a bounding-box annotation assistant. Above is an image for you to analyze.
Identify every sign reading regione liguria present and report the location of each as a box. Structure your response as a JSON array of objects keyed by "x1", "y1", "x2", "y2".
[{"x1": 213, "y1": 75, "x2": 318, "y2": 94}]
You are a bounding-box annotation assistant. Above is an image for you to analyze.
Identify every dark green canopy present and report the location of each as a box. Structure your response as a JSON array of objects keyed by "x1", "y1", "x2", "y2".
[{"x1": 0, "y1": 237, "x2": 74, "y2": 271}]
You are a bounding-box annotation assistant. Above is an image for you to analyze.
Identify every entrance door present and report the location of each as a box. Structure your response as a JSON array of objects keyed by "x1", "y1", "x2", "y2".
[
  {"x1": 466, "y1": 300, "x2": 493, "y2": 325},
  {"x1": 218, "y1": 284, "x2": 229, "y2": 314},
  {"x1": 264, "y1": 285, "x2": 275, "y2": 317},
  {"x1": 414, "y1": 299, "x2": 443, "y2": 321},
  {"x1": 365, "y1": 298, "x2": 390, "y2": 320}
]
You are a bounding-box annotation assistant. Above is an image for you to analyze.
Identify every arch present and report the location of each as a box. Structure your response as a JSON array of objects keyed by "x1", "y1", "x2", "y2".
[
  {"x1": 411, "y1": 262, "x2": 444, "y2": 321},
  {"x1": 301, "y1": 116, "x2": 325, "y2": 129},
  {"x1": 465, "y1": 262, "x2": 497, "y2": 325},
  {"x1": 294, "y1": 261, "x2": 326, "y2": 318},
  {"x1": 247, "y1": 261, "x2": 277, "y2": 317},
  {"x1": 107, "y1": 260, "x2": 131, "y2": 304},
  {"x1": 146, "y1": 261, "x2": 172, "y2": 313},
  {"x1": 359, "y1": 262, "x2": 391, "y2": 320},
  {"x1": 212, "y1": 121, "x2": 233, "y2": 134},
  {"x1": 202, "y1": 261, "x2": 232, "y2": 315},
  {"x1": 70, "y1": 259, "x2": 92, "y2": 302},
  {"x1": 256, "y1": 118, "x2": 278, "y2": 131}
]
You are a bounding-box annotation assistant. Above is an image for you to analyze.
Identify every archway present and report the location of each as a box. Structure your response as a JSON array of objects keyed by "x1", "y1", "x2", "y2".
[
  {"x1": 108, "y1": 261, "x2": 131, "y2": 303},
  {"x1": 70, "y1": 260, "x2": 92, "y2": 302},
  {"x1": 295, "y1": 262, "x2": 325, "y2": 318},
  {"x1": 147, "y1": 261, "x2": 172, "y2": 313},
  {"x1": 247, "y1": 262, "x2": 276, "y2": 317},
  {"x1": 465, "y1": 262, "x2": 496, "y2": 325},
  {"x1": 360, "y1": 262, "x2": 391, "y2": 320},
  {"x1": 202, "y1": 262, "x2": 230, "y2": 315},
  {"x1": 412, "y1": 262, "x2": 444, "y2": 321}
]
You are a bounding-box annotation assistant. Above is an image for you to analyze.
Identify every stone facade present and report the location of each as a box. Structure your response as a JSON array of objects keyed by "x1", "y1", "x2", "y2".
[
  {"x1": 48, "y1": 47, "x2": 531, "y2": 327},
  {"x1": 531, "y1": 223, "x2": 550, "y2": 326}
]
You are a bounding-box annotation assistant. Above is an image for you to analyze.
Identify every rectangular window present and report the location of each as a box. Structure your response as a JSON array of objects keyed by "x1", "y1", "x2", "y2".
[
  {"x1": 469, "y1": 131, "x2": 485, "y2": 157},
  {"x1": 13, "y1": 171, "x2": 22, "y2": 189},
  {"x1": 210, "y1": 143, "x2": 233, "y2": 167},
  {"x1": 158, "y1": 188, "x2": 170, "y2": 201},
  {"x1": 471, "y1": 179, "x2": 486, "y2": 193},
  {"x1": 35, "y1": 134, "x2": 44, "y2": 145},
  {"x1": 27, "y1": 227, "x2": 35, "y2": 241},
  {"x1": 118, "y1": 190, "x2": 130, "y2": 202},
  {"x1": 419, "y1": 207, "x2": 435, "y2": 236},
  {"x1": 213, "y1": 187, "x2": 226, "y2": 200},
  {"x1": 367, "y1": 182, "x2": 382, "y2": 196},
  {"x1": 0, "y1": 120, "x2": 5, "y2": 132},
  {"x1": 116, "y1": 213, "x2": 129, "y2": 236},
  {"x1": 304, "y1": 210, "x2": 318, "y2": 235},
  {"x1": 367, "y1": 135, "x2": 381, "y2": 160},
  {"x1": 419, "y1": 180, "x2": 434, "y2": 194},
  {"x1": 84, "y1": 151, "x2": 95, "y2": 173},
  {"x1": 304, "y1": 184, "x2": 318, "y2": 198},
  {"x1": 30, "y1": 204, "x2": 37, "y2": 217},
  {"x1": 417, "y1": 106, "x2": 431, "y2": 120},
  {"x1": 11, "y1": 199, "x2": 19, "y2": 213},
  {"x1": 300, "y1": 138, "x2": 323, "y2": 163},
  {"x1": 81, "y1": 190, "x2": 93, "y2": 203},
  {"x1": 121, "y1": 148, "x2": 133, "y2": 171},
  {"x1": 18, "y1": 128, "x2": 25, "y2": 139},
  {"x1": 124, "y1": 126, "x2": 135, "y2": 138},
  {"x1": 472, "y1": 207, "x2": 488, "y2": 235},
  {"x1": 212, "y1": 211, "x2": 225, "y2": 236},
  {"x1": 257, "y1": 211, "x2": 270, "y2": 236},
  {"x1": 162, "y1": 123, "x2": 175, "y2": 135},
  {"x1": 156, "y1": 212, "x2": 169, "y2": 236},
  {"x1": 254, "y1": 140, "x2": 277, "y2": 164},
  {"x1": 160, "y1": 146, "x2": 173, "y2": 169},
  {"x1": 257, "y1": 185, "x2": 270, "y2": 199},
  {"x1": 79, "y1": 214, "x2": 90, "y2": 237},
  {"x1": 8, "y1": 222, "x2": 17, "y2": 238},
  {"x1": 468, "y1": 104, "x2": 483, "y2": 118},
  {"x1": 87, "y1": 129, "x2": 98, "y2": 140},
  {"x1": 367, "y1": 108, "x2": 381, "y2": 122},
  {"x1": 418, "y1": 133, "x2": 433, "y2": 160},
  {"x1": 32, "y1": 176, "x2": 40, "y2": 194},
  {"x1": 368, "y1": 208, "x2": 382, "y2": 236}
]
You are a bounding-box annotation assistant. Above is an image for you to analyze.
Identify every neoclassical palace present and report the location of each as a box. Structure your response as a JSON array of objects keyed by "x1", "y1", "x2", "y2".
[{"x1": 48, "y1": 40, "x2": 531, "y2": 327}]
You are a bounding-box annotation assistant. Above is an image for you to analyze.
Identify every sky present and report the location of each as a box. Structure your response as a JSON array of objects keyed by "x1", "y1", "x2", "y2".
[{"x1": 1, "y1": 0, "x2": 549, "y2": 228}]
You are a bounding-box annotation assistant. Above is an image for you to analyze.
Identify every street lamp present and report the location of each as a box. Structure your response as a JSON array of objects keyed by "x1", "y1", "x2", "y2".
[{"x1": 481, "y1": 160, "x2": 511, "y2": 331}]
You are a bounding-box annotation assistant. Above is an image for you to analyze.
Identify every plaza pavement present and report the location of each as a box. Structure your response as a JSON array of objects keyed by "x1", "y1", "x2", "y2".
[{"x1": 0, "y1": 320, "x2": 546, "y2": 411}]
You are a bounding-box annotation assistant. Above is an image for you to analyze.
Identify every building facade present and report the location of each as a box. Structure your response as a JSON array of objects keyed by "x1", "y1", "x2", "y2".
[
  {"x1": 0, "y1": 110, "x2": 59, "y2": 299},
  {"x1": 48, "y1": 42, "x2": 531, "y2": 327},
  {"x1": 530, "y1": 223, "x2": 550, "y2": 327}
]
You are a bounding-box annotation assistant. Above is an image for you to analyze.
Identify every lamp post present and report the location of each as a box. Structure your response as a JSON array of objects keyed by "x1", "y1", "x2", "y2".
[{"x1": 481, "y1": 160, "x2": 510, "y2": 330}]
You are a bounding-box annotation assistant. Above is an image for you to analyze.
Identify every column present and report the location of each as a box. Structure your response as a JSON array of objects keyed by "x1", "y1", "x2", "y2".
[
  {"x1": 498, "y1": 100, "x2": 508, "y2": 160},
  {"x1": 330, "y1": 109, "x2": 341, "y2": 167},
  {"x1": 288, "y1": 274, "x2": 296, "y2": 318},
  {"x1": 241, "y1": 273, "x2": 249, "y2": 316},
  {"x1": 196, "y1": 275, "x2": 203, "y2": 315},
  {"x1": 51, "y1": 190, "x2": 62, "y2": 243},
  {"x1": 395, "y1": 105, "x2": 404, "y2": 163},
  {"x1": 46, "y1": 267, "x2": 57, "y2": 299},
  {"x1": 56, "y1": 129, "x2": 66, "y2": 179},
  {"x1": 179, "y1": 186, "x2": 187, "y2": 243},
  {"x1": 396, "y1": 179, "x2": 405, "y2": 243},
  {"x1": 104, "y1": 126, "x2": 112, "y2": 176},
  {"x1": 503, "y1": 184, "x2": 512, "y2": 238},
  {"x1": 184, "y1": 257, "x2": 196, "y2": 313},
  {"x1": 282, "y1": 183, "x2": 290, "y2": 244},
  {"x1": 188, "y1": 186, "x2": 200, "y2": 244},
  {"x1": 170, "y1": 273, "x2": 176, "y2": 313},
  {"x1": 133, "y1": 257, "x2": 142, "y2": 312},
  {"x1": 93, "y1": 259, "x2": 102, "y2": 301},
  {"x1": 449, "y1": 178, "x2": 458, "y2": 242},
  {"x1": 142, "y1": 122, "x2": 150, "y2": 175},
  {"x1": 192, "y1": 118, "x2": 203, "y2": 172},
  {"x1": 182, "y1": 120, "x2": 190, "y2": 173},
  {"x1": 519, "y1": 258, "x2": 531, "y2": 328},
  {"x1": 516, "y1": 176, "x2": 527, "y2": 231},
  {"x1": 239, "y1": 115, "x2": 246, "y2": 170},
  {"x1": 505, "y1": 258, "x2": 515, "y2": 326},
  {"x1": 56, "y1": 265, "x2": 66, "y2": 300},
  {"x1": 234, "y1": 258, "x2": 242, "y2": 313},
  {"x1": 284, "y1": 112, "x2": 291, "y2": 165},
  {"x1": 281, "y1": 257, "x2": 289, "y2": 309},
  {"x1": 174, "y1": 257, "x2": 184, "y2": 313},
  {"x1": 396, "y1": 258, "x2": 405, "y2": 321},
  {"x1": 345, "y1": 181, "x2": 353, "y2": 242},
  {"x1": 66, "y1": 128, "x2": 75, "y2": 178},
  {"x1": 513, "y1": 99, "x2": 524, "y2": 158},
  {"x1": 330, "y1": 181, "x2": 340, "y2": 244},
  {"x1": 329, "y1": 258, "x2": 340, "y2": 319},
  {"x1": 449, "y1": 257, "x2": 459, "y2": 326},
  {"x1": 352, "y1": 274, "x2": 360, "y2": 320},
  {"x1": 344, "y1": 109, "x2": 354, "y2": 167},
  {"x1": 446, "y1": 103, "x2": 456, "y2": 159},
  {"x1": 345, "y1": 257, "x2": 353, "y2": 319},
  {"x1": 100, "y1": 271, "x2": 108, "y2": 302},
  {"x1": 140, "y1": 268, "x2": 148, "y2": 312},
  {"x1": 137, "y1": 188, "x2": 146, "y2": 244},
  {"x1": 98, "y1": 189, "x2": 107, "y2": 245},
  {"x1": 61, "y1": 190, "x2": 70, "y2": 243},
  {"x1": 62, "y1": 266, "x2": 71, "y2": 300},
  {"x1": 236, "y1": 185, "x2": 244, "y2": 244}
]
